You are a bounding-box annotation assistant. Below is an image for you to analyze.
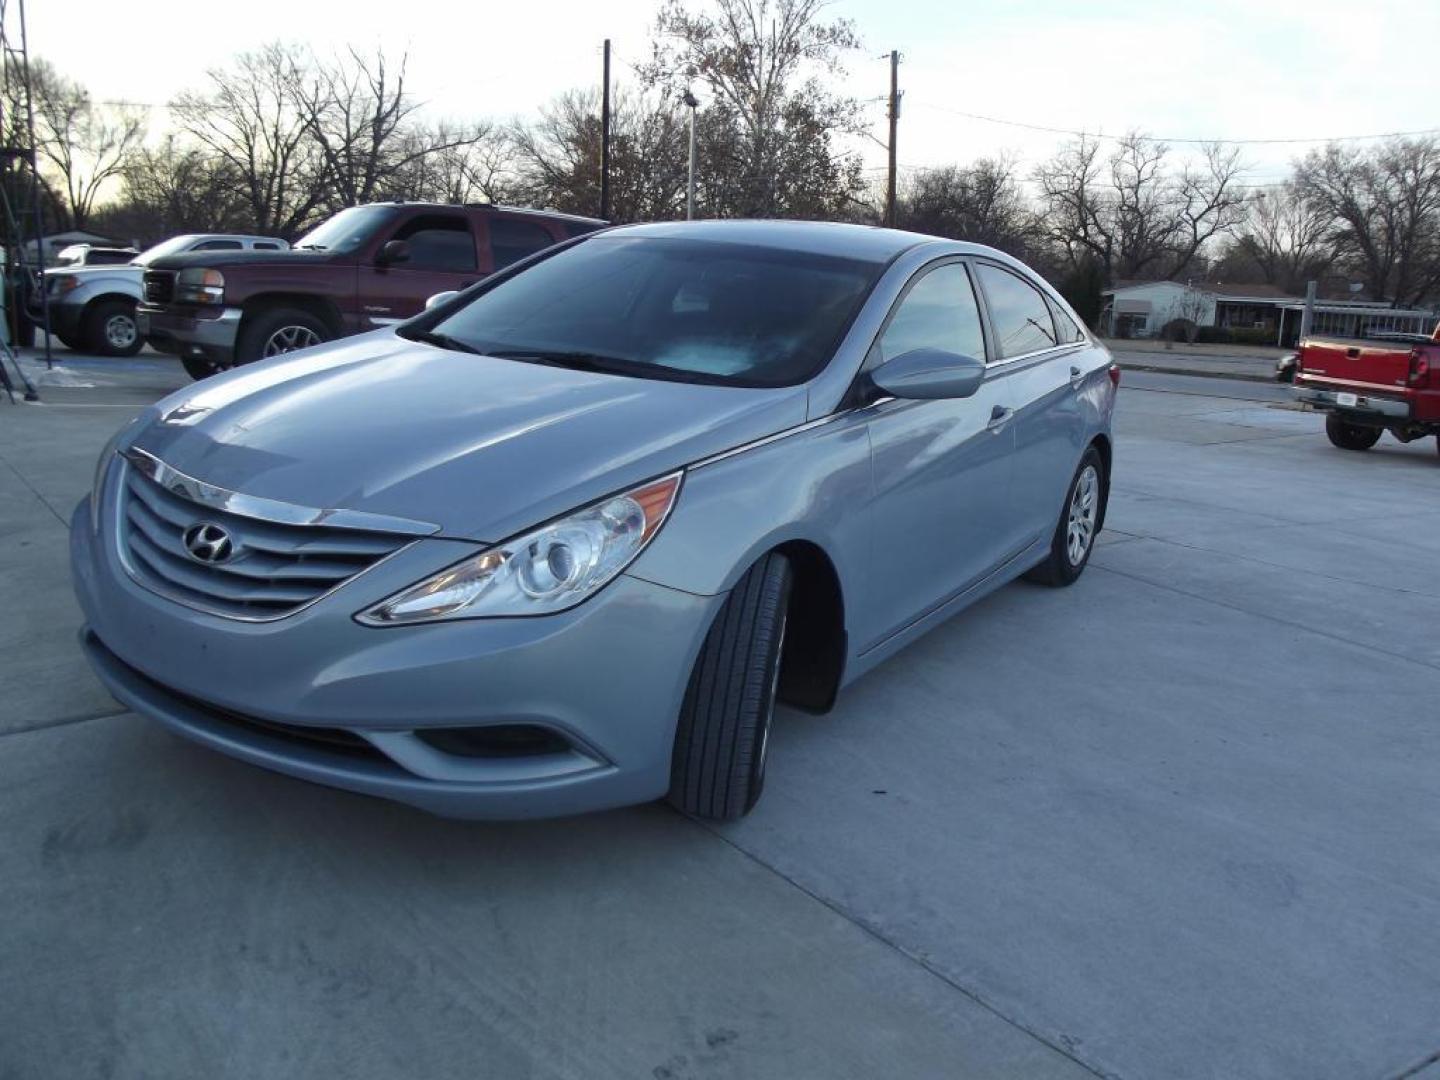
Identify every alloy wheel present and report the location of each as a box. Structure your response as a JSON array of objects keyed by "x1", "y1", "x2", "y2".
[
  {"x1": 262, "y1": 325, "x2": 322, "y2": 357},
  {"x1": 1066, "y1": 464, "x2": 1099, "y2": 566}
]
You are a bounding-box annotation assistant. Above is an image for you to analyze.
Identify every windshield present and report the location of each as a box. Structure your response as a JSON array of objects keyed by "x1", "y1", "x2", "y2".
[
  {"x1": 293, "y1": 205, "x2": 399, "y2": 253},
  {"x1": 415, "y1": 236, "x2": 882, "y2": 387},
  {"x1": 133, "y1": 236, "x2": 200, "y2": 266}
]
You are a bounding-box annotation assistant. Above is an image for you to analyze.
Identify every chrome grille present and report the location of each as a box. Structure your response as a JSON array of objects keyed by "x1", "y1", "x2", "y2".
[
  {"x1": 119, "y1": 464, "x2": 412, "y2": 620},
  {"x1": 142, "y1": 270, "x2": 174, "y2": 303}
]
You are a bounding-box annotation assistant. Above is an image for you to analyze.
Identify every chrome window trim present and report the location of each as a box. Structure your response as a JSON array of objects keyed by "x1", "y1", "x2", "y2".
[
  {"x1": 120, "y1": 447, "x2": 440, "y2": 536},
  {"x1": 985, "y1": 340, "x2": 1091, "y2": 370}
]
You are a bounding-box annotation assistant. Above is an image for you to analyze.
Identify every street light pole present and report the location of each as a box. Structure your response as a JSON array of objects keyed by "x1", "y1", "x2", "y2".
[{"x1": 683, "y1": 90, "x2": 700, "y2": 220}]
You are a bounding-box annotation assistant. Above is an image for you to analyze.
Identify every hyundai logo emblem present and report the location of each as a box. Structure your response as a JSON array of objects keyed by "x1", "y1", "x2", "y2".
[{"x1": 183, "y1": 522, "x2": 235, "y2": 564}]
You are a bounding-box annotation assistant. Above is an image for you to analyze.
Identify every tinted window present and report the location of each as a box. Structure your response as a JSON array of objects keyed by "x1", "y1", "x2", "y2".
[
  {"x1": 253, "y1": 241, "x2": 282, "y2": 250},
  {"x1": 873, "y1": 263, "x2": 986, "y2": 365},
  {"x1": 1048, "y1": 296, "x2": 1086, "y2": 343},
  {"x1": 395, "y1": 215, "x2": 477, "y2": 272},
  {"x1": 420, "y1": 236, "x2": 882, "y2": 387},
  {"x1": 976, "y1": 263, "x2": 1057, "y2": 358},
  {"x1": 192, "y1": 239, "x2": 243, "y2": 251},
  {"x1": 490, "y1": 219, "x2": 556, "y2": 270}
]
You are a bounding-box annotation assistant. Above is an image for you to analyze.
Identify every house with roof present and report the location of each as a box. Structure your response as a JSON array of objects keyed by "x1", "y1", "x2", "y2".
[{"x1": 1101, "y1": 280, "x2": 1437, "y2": 345}]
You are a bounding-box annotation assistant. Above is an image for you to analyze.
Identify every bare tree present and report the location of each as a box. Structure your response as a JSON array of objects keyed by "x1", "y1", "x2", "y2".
[
  {"x1": 171, "y1": 43, "x2": 328, "y2": 237},
  {"x1": 1034, "y1": 132, "x2": 1248, "y2": 282},
  {"x1": 5, "y1": 56, "x2": 143, "y2": 231},
  {"x1": 294, "y1": 48, "x2": 494, "y2": 211},
  {"x1": 512, "y1": 88, "x2": 688, "y2": 221},
  {"x1": 896, "y1": 158, "x2": 1037, "y2": 256},
  {"x1": 1220, "y1": 181, "x2": 1332, "y2": 292},
  {"x1": 96, "y1": 136, "x2": 250, "y2": 242},
  {"x1": 641, "y1": 0, "x2": 864, "y2": 218},
  {"x1": 1293, "y1": 137, "x2": 1440, "y2": 306}
]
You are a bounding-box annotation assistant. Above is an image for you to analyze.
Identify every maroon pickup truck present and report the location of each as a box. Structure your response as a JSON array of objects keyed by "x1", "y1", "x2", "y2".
[
  {"x1": 138, "y1": 202, "x2": 605, "y2": 379},
  {"x1": 1293, "y1": 325, "x2": 1440, "y2": 457}
]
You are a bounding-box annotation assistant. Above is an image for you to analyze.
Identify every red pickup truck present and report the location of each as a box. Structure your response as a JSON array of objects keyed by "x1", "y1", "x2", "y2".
[
  {"x1": 1293, "y1": 325, "x2": 1440, "y2": 457},
  {"x1": 138, "y1": 202, "x2": 605, "y2": 379}
]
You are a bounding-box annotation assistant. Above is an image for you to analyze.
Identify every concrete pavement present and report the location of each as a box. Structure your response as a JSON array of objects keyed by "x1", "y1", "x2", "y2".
[{"x1": 2, "y1": 350, "x2": 1438, "y2": 1079}]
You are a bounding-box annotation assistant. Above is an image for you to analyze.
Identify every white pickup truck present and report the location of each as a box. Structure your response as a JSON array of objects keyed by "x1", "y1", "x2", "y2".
[{"x1": 37, "y1": 234, "x2": 287, "y2": 356}]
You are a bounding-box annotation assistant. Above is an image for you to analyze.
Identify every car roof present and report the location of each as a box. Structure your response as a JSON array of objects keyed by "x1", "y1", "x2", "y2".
[
  {"x1": 358, "y1": 201, "x2": 608, "y2": 226},
  {"x1": 601, "y1": 219, "x2": 969, "y2": 263}
]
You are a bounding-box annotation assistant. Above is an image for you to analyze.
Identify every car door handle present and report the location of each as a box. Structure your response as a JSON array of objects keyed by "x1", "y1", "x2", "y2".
[
  {"x1": 1069, "y1": 365, "x2": 1085, "y2": 388},
  {"x1": 987, "y1": 405, "x2": 1013, "y2": 433}
]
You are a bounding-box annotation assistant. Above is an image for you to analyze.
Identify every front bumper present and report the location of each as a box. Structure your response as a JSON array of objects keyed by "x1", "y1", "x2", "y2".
[
  {"x1": 71, "y1": 488, "x2": 721, "y2": 819},
  {"x1": 137, "y1": 305, "x2": 241, "y2": 363},
  {"x1": 1295, "y1": 385, "x2": 1411, "y2": 420}
]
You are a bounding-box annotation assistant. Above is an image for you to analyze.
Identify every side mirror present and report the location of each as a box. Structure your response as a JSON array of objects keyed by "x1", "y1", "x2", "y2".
[
  {"x1": 377, "y1": 239, "x2": 411, "y2": 266},
  {"x1": 424, "y1": 290, "x2": 459, "y2": 310},
  {"x1": 870, "y1": 348, "x2": 986, "y2": 400}
]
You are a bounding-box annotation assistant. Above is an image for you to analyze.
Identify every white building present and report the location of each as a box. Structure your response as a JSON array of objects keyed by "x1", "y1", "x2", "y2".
[{"x1": 1102, "y1": 281, "x2": 1437, "y2": 345}]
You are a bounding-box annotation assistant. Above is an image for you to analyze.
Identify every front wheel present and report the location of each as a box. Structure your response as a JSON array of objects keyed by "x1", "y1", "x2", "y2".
[
  {"x1": 84, "y1": 300, "x2": 143, "y2": 357},
  {"x1": 236, "y1": 307, "x2": 332, "y2": 366},
  {"x1": 1325, "y1": 414, "x2": 1382, "y2": 451},
  {"x1": 1025, "y1": 447, "x2": 1105, "y2": 588},
  {"x1": 668, "y1": 553, "x2": 792, "y2": 821}
]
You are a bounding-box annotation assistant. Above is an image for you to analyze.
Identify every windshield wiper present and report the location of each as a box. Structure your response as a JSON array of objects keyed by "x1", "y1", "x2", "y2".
[
  {"x1": 487, "y1": 349, "x2": 640, "y2": 375},
  {"x1": 295, "y1": 243, "x2": 328, "y2": 251},
  {"x1": 412, "y1": 330, "x2": 484, "y2": 355}
]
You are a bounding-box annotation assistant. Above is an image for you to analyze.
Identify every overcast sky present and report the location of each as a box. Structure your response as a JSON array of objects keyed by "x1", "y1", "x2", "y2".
[{"x1": 29, "y1": 0, "x2": 1440, "y2": 193}]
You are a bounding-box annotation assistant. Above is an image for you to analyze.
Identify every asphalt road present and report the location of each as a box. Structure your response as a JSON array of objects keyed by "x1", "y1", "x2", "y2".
[{"x1": 2, "y1": 351, "x2": 1438, "y2": 1080}]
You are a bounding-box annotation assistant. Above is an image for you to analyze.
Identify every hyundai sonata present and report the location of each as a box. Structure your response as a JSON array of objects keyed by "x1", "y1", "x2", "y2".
[{"x1": 71, "y1": 220, "x2": 1116, "y2": 820}]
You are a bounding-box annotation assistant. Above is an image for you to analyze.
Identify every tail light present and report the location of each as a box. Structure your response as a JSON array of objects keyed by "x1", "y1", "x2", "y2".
[
  {"x1": 1108, "y1": 364, "x2": 1121, "y2": 388},
  {"x1": 1409, "y1": 348, "x2": 1431, "y2": 386}
]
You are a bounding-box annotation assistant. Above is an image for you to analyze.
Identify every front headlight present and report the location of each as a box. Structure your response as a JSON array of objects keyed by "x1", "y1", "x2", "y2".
[
  {"x1": 50, "y1": 274, "x2": 82, "y2": 296},
  {"x1": 357, "y1": 472, "x2": 683, "y2": 625},
  {"x1": 174, "y1": 267, "x2": 225, "y2": 304}
]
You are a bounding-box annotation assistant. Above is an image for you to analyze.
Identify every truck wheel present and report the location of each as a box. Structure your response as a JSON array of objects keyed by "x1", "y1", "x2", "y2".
[
  {"x1": 1325, "y1": 414, "x2": 1382, "y2": 451},
  {"x1": 237, "y1": 307, "x2": 331, "y2": 365},
  {"x1": 83, "y1": 300, "x2": 143, "y2": 357},
  {"x1": 669, "y1": 553, "x2": 792, "y2": 821},
  {"x1": 182, "y1": 355, "x2": 224, "y2": 381}
]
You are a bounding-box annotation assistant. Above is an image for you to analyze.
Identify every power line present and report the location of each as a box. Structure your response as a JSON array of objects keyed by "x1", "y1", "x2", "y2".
[{"x1": 906, "y1": 101, "x2": 1440, "y2": 146}]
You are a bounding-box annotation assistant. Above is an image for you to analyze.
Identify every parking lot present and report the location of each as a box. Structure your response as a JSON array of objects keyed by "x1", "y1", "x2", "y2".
[{"x1": 3, "y1": 351, "x2": 1439, "y2": 1080}]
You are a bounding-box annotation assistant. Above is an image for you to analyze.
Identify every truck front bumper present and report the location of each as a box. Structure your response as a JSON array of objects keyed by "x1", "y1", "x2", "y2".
[{"x1": 138, "y1": 305, "x2": 241, "y2": 364}]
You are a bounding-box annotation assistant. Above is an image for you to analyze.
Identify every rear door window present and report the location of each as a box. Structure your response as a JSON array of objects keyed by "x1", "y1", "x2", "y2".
[
  {"x1": 489, "y1": 219, "x2": 558, "y2": 270},
  {"x1": 1048, "y1": 297, "x2": 1086, "y2": 343},
  {"x1": 192, "y1": 239, "x2": 243, "y2": 251},
  {"x1": 976, "y1": 263, "x2": 1058, "y2": 359},
  {"x1": 395, "y1": 214, "x2": 478, "y2": 272}
]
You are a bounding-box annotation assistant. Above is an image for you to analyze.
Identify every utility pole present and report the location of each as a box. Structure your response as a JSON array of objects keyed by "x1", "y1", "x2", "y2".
[
  {"x1": 683, "y1": 90, "x2": 700, "y2": 220},
  {"x1": 600, "y1": 39, "x2": 612, "y2": 221},
  {"x1": 885, "y1": 50, "x2": 900, "y2": 228}
]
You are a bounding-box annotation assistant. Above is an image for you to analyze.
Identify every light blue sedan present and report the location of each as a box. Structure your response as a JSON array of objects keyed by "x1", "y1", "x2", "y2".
[{"x1": 71, "y1": 220, "x2": 1117, "y2": 820}]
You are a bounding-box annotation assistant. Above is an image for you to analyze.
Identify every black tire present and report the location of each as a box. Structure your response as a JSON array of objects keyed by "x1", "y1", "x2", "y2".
[
  {"x1": 236, "y1": 306, "x2": 331, "y2": 366},
  {"x1": 83, "y1": 299, "x2": 143, "y2": 357},
  {"x1": 669, "y1": 553, "x2": 792, "y2": 821},
  {"x1": 1325, "y1": 414, "x2": 1382, "y2": 451},
  {"x1": 182, "y1": 354, "x2": 223, "y2": 381},
  {"x1": 1025, "y1": 446, "x2": 1105, "y2": 588}
]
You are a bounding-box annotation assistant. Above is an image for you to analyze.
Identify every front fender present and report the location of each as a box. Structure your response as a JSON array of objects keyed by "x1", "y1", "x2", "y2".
[{"x1": 627, "y1": 411, "x2": 873, "y2": 601}]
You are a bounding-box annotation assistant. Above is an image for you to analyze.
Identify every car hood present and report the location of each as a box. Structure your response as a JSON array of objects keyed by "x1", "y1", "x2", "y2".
[
  {"x1": 130, "y1": 332, "x2": 809, "y2": 541},
  {"x1": 143, "y1": 249, "x2": 337, "y2": 272},
  {"x1": 47, "y1": 263, "x2": 140, "y2": 282}
]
